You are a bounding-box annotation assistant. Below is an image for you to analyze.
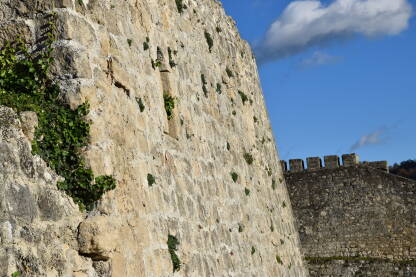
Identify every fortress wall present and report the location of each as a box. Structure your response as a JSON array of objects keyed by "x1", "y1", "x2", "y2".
[
  {"x1": 0, "y1": 0, "x2": 308, "y2": 276},
  {"x1": 285, "y1": 165, "x2": 416, "y2": 276},
  {"x1": 281, "y1": 153, "x2": 388, "y2": 173}
]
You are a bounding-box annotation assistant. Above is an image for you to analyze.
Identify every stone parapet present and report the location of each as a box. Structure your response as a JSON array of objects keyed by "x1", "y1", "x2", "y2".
[
  {"x1": 281, "y1": 153, "x2": 388, "y2": 174},
  {"x1": 306, "y1": 157, "x2": 322, "y2": 171},
  {"x1": 289, "y1": 159, "x2": 305, "y2": 172}
]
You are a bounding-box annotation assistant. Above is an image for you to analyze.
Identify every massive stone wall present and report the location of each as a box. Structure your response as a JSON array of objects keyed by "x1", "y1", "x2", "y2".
[
  {"x1": 284, "y1": 155, "x2": 416, "y2": 277},
  {"x1": 0, "y1": 0, "x2": 308, "y2": 276}
]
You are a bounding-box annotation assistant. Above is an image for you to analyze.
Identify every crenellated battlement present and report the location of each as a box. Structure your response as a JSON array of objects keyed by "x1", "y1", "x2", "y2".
[{"x1": 281, "y1": 153, "x2": 389, "y2": 173}]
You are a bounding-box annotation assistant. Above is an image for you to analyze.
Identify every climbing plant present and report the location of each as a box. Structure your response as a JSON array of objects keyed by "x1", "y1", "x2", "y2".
[
  {"x1": 204, "y1": 31, "x2": 214, "y2": 52},
  {"x1": 163, "y1": 92, "x2": 175, "y2": 120},
  {"x1": 230, "y1": 172, "x2": 238, "y2": 182},
  {"x1": 167, "y1": 234, "x2": 181, "y2": 272},
  {"x1": 0, "y1": 16, "x2": 115, "y2": 211}
]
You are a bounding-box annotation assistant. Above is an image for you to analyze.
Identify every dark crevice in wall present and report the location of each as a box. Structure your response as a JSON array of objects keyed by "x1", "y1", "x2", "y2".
[
  {"x1": 114, "y1": 80, "x2": 130, "y2": 97},
  {"x1": 106, "y1": 56, "x2": 131, "y2": 97}
]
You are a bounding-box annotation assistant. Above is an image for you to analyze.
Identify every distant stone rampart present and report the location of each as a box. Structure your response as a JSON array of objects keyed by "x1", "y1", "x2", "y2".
[
  {"x1": 281, "y1": 153, "x2": 388, "y2": 173},
  {"x1": 284, "y1": 155, "x2": 416, "y2": 276}
]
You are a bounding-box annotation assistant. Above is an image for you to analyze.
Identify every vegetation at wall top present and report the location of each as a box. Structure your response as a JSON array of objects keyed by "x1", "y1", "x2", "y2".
[
  {"x1": 0, "y1": 19, "x2": 115, "y2": 211},
  {"x1": 390, "y1": 159, "x2": 416, "y2": 181}
]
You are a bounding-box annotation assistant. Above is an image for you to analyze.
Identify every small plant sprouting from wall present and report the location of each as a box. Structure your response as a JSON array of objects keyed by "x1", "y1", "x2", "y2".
[
  {"x1": 282, "y1": 201, "x2": 287, "y2": 208},
  {"x1": 238, "y1": 224, "x2": 244, "y2": 232},
  {"x1": 168, "y1": 47, "x2": 176, "y2": 68},
  {"x1": 270, "y1": 221, "x2": 274, "y2": 232},
  {"x1": 136, "y1": 97, "x2": 145, "y2": 112},
  {"x1": 238, "y1": 90, "x2": 248, "y2": 105},
  {"x1": 11, "y1": 272, "x2": 21, "y2": 277},
  {"x1": 226, "y1": 67, "x2": 234, "y2": 78},
  {"x1": 0, "y1": 20, "x2": 116, "y2": 211},
  {"x1": 167, "y1": 234, "x2": 181, "y2": 272},
  {"x1": 127, "y1": 39, "x2": 133, "y2": 47},
  {"x1": 163, "y1": 92, "x2": 175, "y2": 120},
  {"x1": 227, "y1": 142, "x2": 231, "y2": 151},
  {"x1": 245, "y1": 188, "x2": 250, "y2": 196},
  {"x1": 266, "y1": 167, "x2": 272, "y2": 176},
  {"x1": 201, "y1": 74, "x2": 208, "y2": 97},
  {"x1": 151, "y1": 59, "x2": 162, "y2": 70},
  {"x1": 276, "y1": 255, "x2": 283, "y2": 265},
  {"x1": 175, "y1": 0, "x2": 185, "y2": 14},
  {"x1": 216, "y1": 26, "x2": 222, "y2": 33},
  {"x1": 154, "y1": 47, "x2": 164, "y2": 70},
  {"x1": 147, "y1": 174, "x2": 155, "y2": 186},
  {"x1": 143, "y1": 37, "x2": 150, "y2": 50},
  {"x1": 243, "y1": 152, "x2": 254, "y2": 165},
  {"x1": 204, "y1": 31, "x2": 214, "y2": 52},
  {"x1": 230, "y1": 172, "x2": 238, "y2": 182},
  {"x1": 216, "y1": 83, "x2": 222, "y2": 94},
  {"x1": 251, "y1": 246, "x2": 256, "y2": 255}
]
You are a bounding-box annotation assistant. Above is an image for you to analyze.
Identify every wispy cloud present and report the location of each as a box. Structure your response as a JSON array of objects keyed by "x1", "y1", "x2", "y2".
[
  {"x1": 350, "y1": 127, "x2": 387, "y2": 151},
  {"x1": 254, "y1": 0, "x2": 413, "y2": 64},
  {"x1": 299, "y1": 51, "x2": 342, "y2": 68}
]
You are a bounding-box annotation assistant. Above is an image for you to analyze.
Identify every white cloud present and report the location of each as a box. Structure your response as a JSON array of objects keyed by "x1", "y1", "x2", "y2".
[
  {"x1": 299, "y1": 51, "x2": 342, "y2": 67},
  {"x1": 350, "y1": 128, "x2": 386, "y2": 151},
  {"x1": 255, "y1": 0, "x2": 413, "y2": 63}
]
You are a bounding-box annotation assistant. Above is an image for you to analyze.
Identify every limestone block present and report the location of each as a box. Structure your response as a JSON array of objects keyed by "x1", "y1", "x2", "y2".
[
  {"x1": 78, "y1": 216, "x2": 119, "y2": 260},
  {"x1": 0, "y1": 21, "x2": 33, "y2": 45},
  {"x1": 51, "y1": 42, "x2": 92, "y2": 79},
  {"x1": 56, "y1": 11, "x2": 97, "y2": 47}
]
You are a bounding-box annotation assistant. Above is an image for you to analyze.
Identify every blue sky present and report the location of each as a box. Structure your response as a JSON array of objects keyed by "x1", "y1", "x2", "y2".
[{"x1": 221, "y1": 0, "x2": 415, "y2": 165}]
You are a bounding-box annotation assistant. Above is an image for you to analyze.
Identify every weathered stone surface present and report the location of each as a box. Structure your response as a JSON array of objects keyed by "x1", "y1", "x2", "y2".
[
  {"x1": 78, "y1": 216, "x2": 119, "y2": 261},
  {"x1": 0, "y1": 106, "x2": 96, "y2": 276},
  {"x1": 286, "y1": 165, "x2": 416, "y2": 277},
  {"x1": 307, "y1": 258, "x2": 416, "y2": 277},
  {"x1": 1, "y1": 0, "x2": 308, "y2": 276},
  {"x1": 19, "y1": 111, "x2": 38, "y2": 142}
]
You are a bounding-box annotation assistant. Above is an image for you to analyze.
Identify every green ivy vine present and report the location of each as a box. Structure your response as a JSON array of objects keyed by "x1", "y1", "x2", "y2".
[{"x1": 0, "y1": 15, "x2": 115, "y2": 211}]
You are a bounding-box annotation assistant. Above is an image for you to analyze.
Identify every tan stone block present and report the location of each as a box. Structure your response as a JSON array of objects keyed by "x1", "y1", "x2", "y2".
[{"x1": 78, "y1": 216, "x2": 119, "y2": 260}]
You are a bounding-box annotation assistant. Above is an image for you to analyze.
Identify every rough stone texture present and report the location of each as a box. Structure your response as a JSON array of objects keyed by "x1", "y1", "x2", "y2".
[
  {"x1": 306, "y1": 258, "x2": 416, "y2": 277},
  {"x1": 0, "y1": 106, "x2": 97, "y2": 276},
  {"x1": 285, "y1": 165, "x2": 416, "y2": 277},
  {"x1": 0, "y1": 0, "x2": 308, "y2": 276}
]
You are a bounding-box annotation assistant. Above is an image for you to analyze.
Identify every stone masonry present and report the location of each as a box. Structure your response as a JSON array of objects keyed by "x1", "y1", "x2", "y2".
[
  {"x1": 0, "y1": 0, "x2": 308, "y2": 276},
  {"x1": 283, "y1": 154, "x2": 416, "y2": 277}
]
